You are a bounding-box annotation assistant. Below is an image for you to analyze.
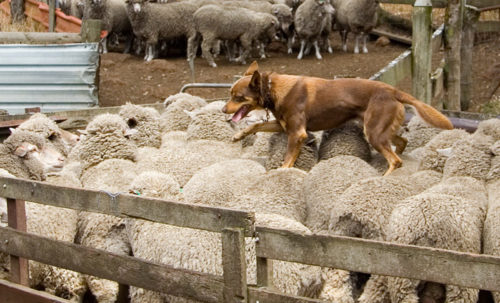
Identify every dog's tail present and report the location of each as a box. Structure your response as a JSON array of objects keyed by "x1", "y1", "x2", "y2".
[{"x1": 395, "y1": 91, "x2": 453, "y2": 130}]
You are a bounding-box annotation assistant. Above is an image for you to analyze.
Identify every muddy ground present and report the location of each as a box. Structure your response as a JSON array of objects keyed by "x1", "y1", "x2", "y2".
[{"x1": 98, "y1": 35, "x2": 500, "y2": 113}]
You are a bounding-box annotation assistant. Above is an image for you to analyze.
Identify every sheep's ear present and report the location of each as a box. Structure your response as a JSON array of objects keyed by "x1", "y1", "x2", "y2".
[
  {"x1": 244, "y1": 61, "x2": 259, "y2": 76},
  {"x1": 249, "y1": 70, "x2": 261, "y2": 92},
  {"x1": 14, "y1": 142, "x2": 37, "y2": 157}
]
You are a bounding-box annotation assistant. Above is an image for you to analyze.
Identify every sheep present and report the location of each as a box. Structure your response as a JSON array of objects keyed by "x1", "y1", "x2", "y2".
[
  {"x1": 119, "y1": 103, "x2": 162, "y2": 148},
  {"x1": 191, "y1": 4, "x2": 279, "y2": 67},
  {"x1": 473, "y1": 118, "x2": 500, "y2": 142},
  {"x1": 17, "y1": 113, "x2": 80, "y2": 157},
  {"x1": 333, "y1": 0, "x2": 378, "y2": 54},
  {"x1": 294, "y1": 0, "x2": 335, "y2": 60},
  {"x1": 160, "y1": 131, "x2": 188, "y2": 149},
  {"x1": 137, "y1": 139, "x2": 241, "y2": 187},
  {"x1": 59, "y1": 0, "x2": 84, "y2": 18},
  {"x1": 185, "y1": 105, "x2": 238, "y2": 143},
  {"x1": 83, "y1": 0, "x2": 133, "y2": 53},
  {"x1": 160, "y1": 94, "x2": 207, "y2": 133},
  {"x1": 416, "y1": 129, "x2": 470, "y2": 172},
  {"x1": 125, "y1": 0, "x2": 198, "y2": 61},
  {"x1": 374, "y1": 177, "x2": 487, "y2": 303},
  {"x1": 442, "y1": 134, "x2": 494, "y2": 181},
  {"x1": 318, "y1": 121, "x2": 371, "y2": 163},
  {"x1": 487, "y1": 140, "x2": 500, "y2": 181},
  {"x1": 400, "y1": 115, "x2": 443, "y2": 153},
  {"x1": 0, "y1": 130, "x2": 86, "y2": 302},
  {"x1": 484, "y1": 199, "x2": 500, "y2": 303},
  {"x1": 370, "y1": 153, "x2": 420, "y2": 176},
  {"x1": 264, "y1": 132, "x2": 319, "y2": 171}
]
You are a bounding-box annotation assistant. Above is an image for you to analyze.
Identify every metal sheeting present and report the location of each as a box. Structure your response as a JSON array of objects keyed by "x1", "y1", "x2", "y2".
[{"x1": 0, "y1": 43, "x2": 99, "y2": 114}]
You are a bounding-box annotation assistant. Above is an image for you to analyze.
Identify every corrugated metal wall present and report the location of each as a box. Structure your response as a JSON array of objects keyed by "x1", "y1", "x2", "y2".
[{"x1": 0, "y1": 43, "x2": 99, "y2": 114}]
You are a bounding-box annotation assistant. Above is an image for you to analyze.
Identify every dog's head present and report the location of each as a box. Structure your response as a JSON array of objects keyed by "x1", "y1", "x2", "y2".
[{"x1": 222, "y1": 61, "x2": 266, "y2": 123}]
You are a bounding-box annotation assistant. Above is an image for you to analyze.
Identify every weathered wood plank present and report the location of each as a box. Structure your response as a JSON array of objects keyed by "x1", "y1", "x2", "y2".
[
  {"x1": 256, "y1": 257, "x2": 273, "y2": 288},
  {"x1": 0, "y1": 227, "x2": 224, "y2": 303},
  {"x1": 371, "y1": 28, "x2": 412, "y2": 45},
  {"x1": 80, "y1": 19, "x2": 102, "y2": 43},
  {"x1": 0, "y1": 278, "x2": 70, "y2": 303},
  {"x1": 0, "y1": 177, "x2": 255, "y2": 235},
  {"x1": 248, "y1": 287, "x2": 325, "y2": 303},
  {"x1": 255, "y1": 227, "x2": 500, "y2": 292},
  {"x1": 476, "y1": 21, "x2": 500, "y2": 33},
  {"x1": 369, "y1": 49, "x2": 412, "y2": 86},
  {"x1": 7, "y1": 198, "x2": 29, "y2": 286},
  {"x1": 461, "y1": 6, "x2": 480, "y2": 110},
  {"x1": 0, "y1": 32, "x2": 82, "y2": 44},
  {"x1": 222, "y1": 228, "x2": 247, "y2": 303},
  {"x1": 412, "y1": 0, "x2": 433, "y2": 103},
  {"x1": 378, "y1": 0, "x2": 447, "y2": 8}
]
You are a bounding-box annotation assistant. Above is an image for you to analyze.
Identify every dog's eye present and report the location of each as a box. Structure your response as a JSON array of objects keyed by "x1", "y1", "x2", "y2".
[{"x1": 235, "y1": 96, "x2": 245, "y2": 102}]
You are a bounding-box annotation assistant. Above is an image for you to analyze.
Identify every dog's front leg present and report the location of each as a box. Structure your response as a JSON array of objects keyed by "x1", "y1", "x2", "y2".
[
  {"x1": 282, "y1": 129, "x2": 308, "y2": 168},
  {"x1": 233, "y1": 120, "x2": 283, "y2": 141}
]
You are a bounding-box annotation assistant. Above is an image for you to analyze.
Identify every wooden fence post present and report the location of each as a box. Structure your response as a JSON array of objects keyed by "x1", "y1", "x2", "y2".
[
  {"x1": 222, "y1": 228, "x2": 247, "y2": 303},
  {"x1": 443, "y1": 0, "x2": 465, "y2": 110},
  {"x1": 48, "y1": 0, "x2": 56, "y2": 32},
  {"x1": 460, "y1": 5, "x2": 480, "y2": 110},
  {"x1": 10, "y1": 0, "x2": 25, "y2": 23},
  {"x1": 412, "y1": 0, "x2": 433, "y2": 103},
  {"x1": 80, "y1": 19, "x2": 102, "y2": 43},
  {"x1": 6, "y1": 198, "x2": 29, "y2": 286},
  {"x1": 256, "y1": 257, "x2": 273, "y2": 289}
]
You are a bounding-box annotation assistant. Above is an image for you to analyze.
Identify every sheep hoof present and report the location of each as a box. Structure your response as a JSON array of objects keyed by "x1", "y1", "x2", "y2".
[
  {"x1": 287, "y1": 48, "x2": 293, "y2": 54},
  {"x1": 209, "y1": 62, "x2": 217, "y2": 68},
  {"x1": 260, "y1": 54, "x2": 266, "y2": 59},
  {"x1": 328, "y1": 47, "x2": 333, "y2": 54},
  {"x1": 354, "y1": 48, "x2": 359, "y2": 54},
  {"x1": 316, "y1": 54, "x2": 322, "y2": 60},
  {"x1": 363, "y1": 48, "x2": 368, "y2": 54}
]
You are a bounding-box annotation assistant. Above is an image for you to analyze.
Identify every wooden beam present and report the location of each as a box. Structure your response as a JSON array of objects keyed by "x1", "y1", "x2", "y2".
[
  {"x1": 222, "y1": 228, "x2": 247, "y2": 303},
  {"x1": 0, "y1": 278, "x2": 70, "y2": 303},
  {"x1": 460, "y1": 6, "x2": 480, "y2": 110},
  {"x1": 48, "y1": 0, "x2": 55, "y2": 32},
  {"x1": 412, "y1": 0, "x2": 433, "y2": 103},
  {"x1": 371, "y1": 28, "x2": 412, "y2": 45},
  {"x1": 256, "y1": 257, "x2": 273, "y2": 288},
  {"x1": 378, "y1": 0, "x2": 447, "y2": 8},
  {"x1": 255, "y1": 227, "x2": 500, "y2": 292},
  {"x1": 80, "y1": 19, "x2": 102, "y2": 43},
  {"x1": 6, "y1": 199, "x2": 29, "y2": 286},
  {"x1": 248, "y1": 287, "x2": 325, "y2": 303},
  {"x1": 0, "y1": 177, "x2": 255, "y2": 235},
  {"x1": 0, "y1": 227, "x2": 224, "y2": 303},
  {"x1": 476, "y1": 21, "x2": 500, "y2": 33},
  {"x1": 369, "y1": 49, "x2": 412, "y2": 86},
  {"x1": 0, "y1": 32, "x2": 82, "y2": 44}
]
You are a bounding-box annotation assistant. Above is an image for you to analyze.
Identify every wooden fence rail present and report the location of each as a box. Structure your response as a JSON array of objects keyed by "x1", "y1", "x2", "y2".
[{"x1": 1, "y1": 176, "x2": 500, "y2": 303}]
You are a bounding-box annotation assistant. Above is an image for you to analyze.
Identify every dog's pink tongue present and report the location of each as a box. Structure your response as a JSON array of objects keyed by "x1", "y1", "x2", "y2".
[{"x1": 232, "y1": 106, "x2": 248, "y2": 122}]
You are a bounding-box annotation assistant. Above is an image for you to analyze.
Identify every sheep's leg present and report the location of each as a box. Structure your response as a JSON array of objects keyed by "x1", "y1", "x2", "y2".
[
  {"x1": 340, "y1": 30, "x2": 348, "y2": 52},
  {"x1": 144, "y1": 43, "x2": 155, "y2": 62},
  {"x1": 287, "y1": 36, "x2": 294, "y2": 54},
  {"x1": 354, "y1": 34, "x2": 360, "y2": 54},
  {"x1": 233, "y1": 120, "x2": 283, "y2": 141},
  {"x1": 282, "y1": 127, "x2": 308, "y2": 168},
  {"x1": 362, "y1": 33, "x2": 368, "y2": 53},
  {"x1": 297, "y1": 39, "x2": 306, "y2": 60},
  {"x1": 234, "y1": 36, "x2": 251, "y2": 65},
  {"x1": 313, "y1": 40, "x2": 322, "y2": 60},
  {"x1": 260, "y1": 42, "x2": 267, "y2": 59},
  {"x1": 326, "y1": 37, "x2": 333, "y2": 54},
  {"x1": 201, "y1": 35, "x2": 217, "y2": 68},
  {"x1": 304, "y1": 42, "x2": 311, "y2": 55},
  {"x1": 101, "y1": 36, "x2": 108, "y2": 54},
  {"x1": 123, "y1": 34, "x2": 133, "y2": 54}
]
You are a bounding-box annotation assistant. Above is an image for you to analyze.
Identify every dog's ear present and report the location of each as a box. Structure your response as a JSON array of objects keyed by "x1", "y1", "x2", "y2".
[
  {"x1": 249, "y1": 70, "x2": 261, "y2": 92},
  {"x1": 244, "y1": 61, "x2": 259, "y2": 76}
]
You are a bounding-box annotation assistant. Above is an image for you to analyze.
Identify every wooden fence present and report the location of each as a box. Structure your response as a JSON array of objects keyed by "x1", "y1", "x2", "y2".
[{"x1": 1, "y1": 176, "x2": 500, "y2": 303}]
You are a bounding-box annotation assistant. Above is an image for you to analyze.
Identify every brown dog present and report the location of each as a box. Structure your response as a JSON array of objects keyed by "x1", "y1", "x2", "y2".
[{"x1": 222, "y1": 61, "x2": 453, "y2": 175}]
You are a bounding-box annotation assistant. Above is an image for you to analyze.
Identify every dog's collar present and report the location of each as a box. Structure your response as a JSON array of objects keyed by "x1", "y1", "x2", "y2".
[{"x1": 260, "y1": 73, "x2": 275, "y2": 111}]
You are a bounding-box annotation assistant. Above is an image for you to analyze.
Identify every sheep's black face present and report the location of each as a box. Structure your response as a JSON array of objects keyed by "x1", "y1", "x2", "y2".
[{"x1": 127, "y1": 118, "x2": 138, "y2": 129}]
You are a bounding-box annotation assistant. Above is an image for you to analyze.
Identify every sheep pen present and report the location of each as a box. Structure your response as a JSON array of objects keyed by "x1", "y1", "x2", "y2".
[{"x1": 0, "y1": 93, "x2": 499, "y2": 303}]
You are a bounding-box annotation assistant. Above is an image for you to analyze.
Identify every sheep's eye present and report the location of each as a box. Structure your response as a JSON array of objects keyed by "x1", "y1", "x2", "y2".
[{"x1": 127, "y1": 118, "x2": 137, "y2": 129}]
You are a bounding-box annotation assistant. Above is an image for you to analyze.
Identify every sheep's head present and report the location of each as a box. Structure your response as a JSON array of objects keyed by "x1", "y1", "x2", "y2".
[
  {"x1": 272, "y1": 5, "x2": 293, "y2": 34},
  {"x1": 125, "y1": 0, "x2": 146, "y2": 13}
]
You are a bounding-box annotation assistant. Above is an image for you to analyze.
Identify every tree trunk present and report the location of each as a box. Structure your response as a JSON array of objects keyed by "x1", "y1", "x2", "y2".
[{"x1": 443, "y1": 0, "x2": 465, "y2": 110}]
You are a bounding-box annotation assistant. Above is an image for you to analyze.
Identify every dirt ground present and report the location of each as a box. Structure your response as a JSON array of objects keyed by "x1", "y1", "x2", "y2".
[{"x1": 98, "y1": 34, "x2": 500, "y2": 113}]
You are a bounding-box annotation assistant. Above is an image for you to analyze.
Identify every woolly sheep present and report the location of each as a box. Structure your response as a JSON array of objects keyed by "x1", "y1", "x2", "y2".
[
  {"x1": 302, "y1": 155, "x2": 378, "y2": 233},
  {"x1": 137, "y1": 139, "x2": 241, "y2": 187},
  {"x1": 333, "y1": 0, "x2": 378, "y2": 54},
  {"x1": 59, "y1": 0, "x2": 84, "y2": 18},
  {"x1": 160, "y1": 131, "x2": 188, "y2": 149},
  {"x1": 128, "y1": 170, "x2": 324, "y2": 301},
  {"x1": 160, "y1": 94, "x2": 207, "y2": 132},
  {"x1": 318, "y1": 121, "x2": 371, "y2": 162},
  {"x1": 370, "y1": 153, "x2": 420, "y2": 176},
  {"x1": 487, "y1": 140, "x2": 500, "y2": 181},
  {"x1": 416, "y1": 129, "x2": 470, "y2": 172},
  {"x1": 473, "y1": 118, "x2": 500, "y2": 141},
  {"x1": 83, "y1": 0, "x2": 133, "y2": 53},
  {"x1": 191, "y1": 5, "x2": 279, "y2": 67},
  {"x1": 119, "y1": 103, "x2": 162, "y2": 148},
  {"x1": 183, "y1": 159, "x2": 266, "y2": 207},
  {"x1": 0, "y1": 131, "x2": 85, "y2": 302},
  {"x1": 17, "y1": 113, "x2": 80, "y2": 156},
  {"x1": 77, "y1": 113, "x2": 137, "y2": 170},
  {"x1": 382, "y1": 177, "x2": 486, "y2": 303},
  {"x1": 484, "y1": 200, "x2": 500, "y2": 303},
  {"x1": 126, "y1": 0, "x2": 199, "y2": 61},
  {"x1": 400, "y1": 115, "x2": 442, "y2": 153},
  {"x1": 442, "y1": 135, "x2": 494, "y2": 180},
  {"x1": 264, "y1": 132, "x2": 318, "y2": 171},
  {"x1": 294, "y1": 0, "x2": 335, "y2": 60},
  {"x1": 185, "y1": 106, "x2": 238, "y2": 143}
]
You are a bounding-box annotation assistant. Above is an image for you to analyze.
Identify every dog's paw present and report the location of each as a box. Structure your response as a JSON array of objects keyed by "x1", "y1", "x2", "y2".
[{"x1": 232, "y1": 132, "x2": 246, "y2": 141}]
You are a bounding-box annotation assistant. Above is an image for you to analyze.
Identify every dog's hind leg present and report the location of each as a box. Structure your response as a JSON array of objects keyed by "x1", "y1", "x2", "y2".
[
  {"x1": 392, "y1": 135, "x2": 407, "y2": 155},
  {"x1": 282, "y1": 128, "x2": 308, "y2": 168}
]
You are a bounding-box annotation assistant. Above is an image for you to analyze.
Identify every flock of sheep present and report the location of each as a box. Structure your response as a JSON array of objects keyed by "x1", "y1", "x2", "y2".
[
  {"x1": 57, "y1": 0, "x2": 379, "y2": 65},
  {"x1": 0, "y1": 93, "x2": 499, "y2": 303}
]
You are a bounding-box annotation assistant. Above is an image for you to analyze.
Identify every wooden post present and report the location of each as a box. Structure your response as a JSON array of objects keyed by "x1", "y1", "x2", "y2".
[
  {"x1": 222, "y1": 228, "x2": 247, "y2": 303},
  {"x1": 443, "y1": 0, "x2": 465, "y2": 110},
  {"x1": 6, "y1": 198, "x2": 29, "y2": 286},
  {"x1": 460, "y1": 5, "x2": 480, "y2": 110},
  {"x1": 256, "y1": 257, "x2": 273, "y2": 289},
  {"x1": 48, "y1": 0, "x2": 56, "y2": 32},
  {"x1": 412, "y1": 0, "x2": 433, "y2": 103},
  {"x1": 9, "y1": 0, "x2": 25, "y2": 23},
  {"x1": 80, "y1": 19, "x2": 102, "y2": 43}
]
